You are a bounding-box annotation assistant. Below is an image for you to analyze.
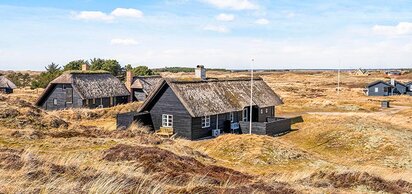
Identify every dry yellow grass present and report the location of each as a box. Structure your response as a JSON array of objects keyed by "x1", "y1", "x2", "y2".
[{"x1": 1, "y1": 70, "x2": 411, "y2": 193}]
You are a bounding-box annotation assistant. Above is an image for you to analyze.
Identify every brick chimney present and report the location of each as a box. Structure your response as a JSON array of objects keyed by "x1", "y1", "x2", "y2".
[
  {"x1": 195, "y1": 65, "x2": 206, "y2": 80},
  {"x1": 82, "y1": 64, "x2": 90, "y2": 71},
  {"x1": 126, "y1": 71, "x2": 133, "y2": 92}
]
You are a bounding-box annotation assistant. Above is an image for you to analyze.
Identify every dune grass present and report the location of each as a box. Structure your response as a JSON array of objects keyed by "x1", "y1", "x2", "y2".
[{"x1": 0, "y1": 71, "x2": 411, "y2": 193}]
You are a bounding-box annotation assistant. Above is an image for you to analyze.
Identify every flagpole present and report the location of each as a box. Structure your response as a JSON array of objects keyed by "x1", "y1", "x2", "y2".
[
  {"x1": 338, "y1": 60, "x2": 341, "y2": 96},
  {"x1": 250, "y1": 59, "x2": 254, "y2": 134}
]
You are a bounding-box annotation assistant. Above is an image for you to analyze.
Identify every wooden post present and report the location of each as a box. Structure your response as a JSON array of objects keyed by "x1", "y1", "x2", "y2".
[{"x1": 250, "y1": 59, "x2": 254, "y2": 134}]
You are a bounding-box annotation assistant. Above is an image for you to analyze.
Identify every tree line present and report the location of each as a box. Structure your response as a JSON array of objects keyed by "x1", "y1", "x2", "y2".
[{"x1": 29, "y1": 58, "x2": 155, "y2": 89}]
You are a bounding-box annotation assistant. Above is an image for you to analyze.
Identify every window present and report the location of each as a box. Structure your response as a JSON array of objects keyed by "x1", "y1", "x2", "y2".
[
  {"x1": 53, "y1": 99, "x2": 57, "y2": 105},
  {"x1": 162, "y1": 114, "x2": 173, "y2": 128},
  {"x1": 230, "y1": 112, "x2": 234, "y2": 123},
  {"x1": 66, "y1": 88, "x2": 73, "y2": 103},
  {"x1": 260, "y1": 109, "x2": 263, "y2": 114},
  {"x1": 202, "y1": 116, "x2": 210, "y2": 128},
  {"x1": 384, "y1": 87, "x2": 388, "y2": 93},
  {"x1": 375, "y1": 87, "x2": 379, "y2": 92},
  {"x1": 266, "y1": 108, "x2": 268, "y2": 114}
]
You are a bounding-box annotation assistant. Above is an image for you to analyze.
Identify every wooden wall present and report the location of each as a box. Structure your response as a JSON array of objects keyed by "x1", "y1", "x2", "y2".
[
  {"x1": 0, "y1": 88, "x2": 13, "y2": 94},
  {"x1": 41, "y1": 84, "x2": 82, "y2": 110},
  {"x1": 265, "y1": 118, "x2": 291, "y2": 135},
  {"x1": 367, "y1": 83, "x2": 391, "y2": 96},
  {"x1": 149, "y1": 85, "x2": 193, "y2": 139},
  {"x1": 257, "y1": 106, "x2": 275, "y2": 122},
  {"x1": 191, "y1": 111, "x2": 243, "y2": 139},
  {"x1": 41, "y1": 84, "x2": 129, "y2": 110},
  {"x1": 132, "y1": 89, "x2": 146, "y2": 102},
  {"x1": 239, "y1": 118, "x2": 291, "y2": 136},
  {"x1": 116, "y1": 112, "x2": 153, "y2": 130}
]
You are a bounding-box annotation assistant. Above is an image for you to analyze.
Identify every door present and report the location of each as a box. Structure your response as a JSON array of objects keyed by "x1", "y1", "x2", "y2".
[{"x1": 242, "y1": 108, "x2": 249, "y2": 121}]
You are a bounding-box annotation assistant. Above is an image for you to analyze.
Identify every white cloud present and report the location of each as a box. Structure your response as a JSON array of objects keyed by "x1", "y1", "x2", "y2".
[
  {"x1": 111, "y1": 8, "x2": 143, "y2": 18},
  {"x1": 203, "y1": 0, "x2": 258, "y2": 10},
  {"x1": 215, "y1": 13, "x2": 235, "y2": 21},
  {"x1": 255, "y1": 18, "x2": 269, "y2": 25},
  {"x1": 203, "y1": 25, "x2": 229, "y2": 33},
  {"x1": 373, "y1": 22, "x2": 412, "y2": 36},
  {"x1": 73, "y1": 8, "x2": 143, "y2": 22},
  {"x1": 111, "y1": 38, "x2": 139, "y2": 46},
  {"x1": 74, "y1": 11, "x2": 114, "y2": 21}
]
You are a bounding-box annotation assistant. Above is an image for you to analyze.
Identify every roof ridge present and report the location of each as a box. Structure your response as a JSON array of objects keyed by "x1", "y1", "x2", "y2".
[
  {"x1": 168, "y1": 77, "x2": 263, "y2": 84},
  {"x1": 66, "y1": 70, "x2": 110, "y2": 74}
]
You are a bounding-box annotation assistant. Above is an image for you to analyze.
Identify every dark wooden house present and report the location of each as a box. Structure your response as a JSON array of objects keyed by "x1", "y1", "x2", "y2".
[
  {"x1": 35, "y1": 70, "x2": 130, "y2": 110},
  {"x1": 406, "y1": 82, "x2": 412, "y2": 95},
  {"x1": 385, "y1": 70, "x2": 402, "y2": 76},
  {"x1": 390, "y1": 80, "x2": 408, "y2": 95},
  {"x1": 0, "y1": 76, "x2": 16, "y2": 94},
  {"x1": 125, "y1": 71, "x2": 163, "y2": 102},
  {"x1": 134, "y1": 76, "x2": 286, "y2": 140},
  {"x1": 366, "y1": 80, "x2": 394, "y2": 96},
  {"x1": 406, "y1": 82, "x2": 412, "y2": 91},
  {"x1": 352, "y1": 68, "x2": 370, "y2": 76},
  {"x1": 366, "y1": 79, "x2": 410, "y2": 96}
]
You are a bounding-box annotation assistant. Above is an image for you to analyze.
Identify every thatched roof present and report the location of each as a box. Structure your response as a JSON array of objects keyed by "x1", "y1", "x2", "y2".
[
  {"x1": 140, "y1": 77, "x2": 283, "y2": 117},
  {"x1": 0, "y1": 76, "x2": 16, "y2": 89},
  {"x1": 36, "y1": 72, "x2": 130, "y2": 106},
  {"x1": 357, "y1": 68, "x2": 367, "y2": 74},
  {"x1": 131, "y1": 76, "x2": 163, "y2": 95}
]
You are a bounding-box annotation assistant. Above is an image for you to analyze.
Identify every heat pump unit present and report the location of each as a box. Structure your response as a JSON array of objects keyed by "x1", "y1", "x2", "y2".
[{"x1": 212, "y1": 129, "x2": 220, "y2": 137}]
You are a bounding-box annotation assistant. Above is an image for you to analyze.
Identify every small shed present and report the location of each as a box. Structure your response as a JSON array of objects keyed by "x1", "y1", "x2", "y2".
[
  {"x1": 0, "y1": 76, "x2": 17, "y2": 94},
  {"x1": 381, "y1": 101, "x2": 390, "y2": 108}
]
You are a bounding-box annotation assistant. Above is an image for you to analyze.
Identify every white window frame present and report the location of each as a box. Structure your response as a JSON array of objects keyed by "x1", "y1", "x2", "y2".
[
  {"x1": 230, "y1": 112, "x2": 234, "y2": 123},
  {"x1": 375, "y1": 87, "x2": 379, "y2": 92},
  {"x1": 202, "y1": 116, "x2": 210, "y2": 128},
  {"x1": 162, "y1": 114, "x2": 173, "y2": 128},
  {"x1": 53, "y1": 98, "x2": 57, "y2": 105},
  {"x1": 260, "y1": 109, "x2": 263, "y2": 114}
]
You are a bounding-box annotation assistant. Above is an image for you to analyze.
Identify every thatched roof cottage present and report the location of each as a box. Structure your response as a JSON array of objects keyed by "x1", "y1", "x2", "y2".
[
  {"x1": 36, "y1": 64, "x2": 130, "y2": 110},
  {"x1": 352, "y1": 68, "x2": 370, "y2": 76},
  {"x1": 0, "y1": 76, "x2": 17, "y2": 94},
  {"x1": 118, "y1": 66, "x2": 292, "y2": 140}
]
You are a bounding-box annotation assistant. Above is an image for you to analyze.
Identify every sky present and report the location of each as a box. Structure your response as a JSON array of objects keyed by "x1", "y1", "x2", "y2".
[{"x1": 0, "y1": 0, "x2": 411, "y2": 70}]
